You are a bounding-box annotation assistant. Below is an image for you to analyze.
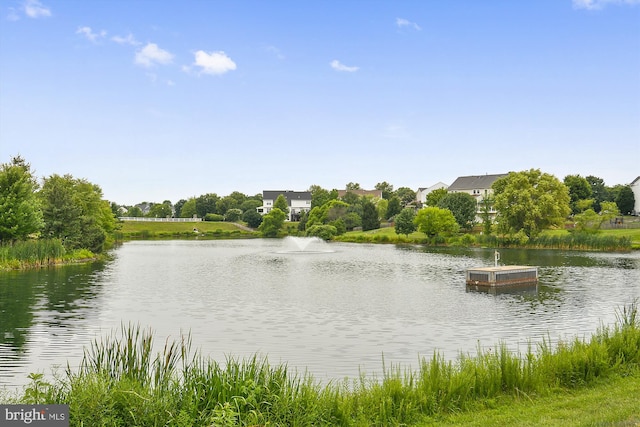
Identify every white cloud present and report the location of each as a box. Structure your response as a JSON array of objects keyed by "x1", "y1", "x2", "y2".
[
  {"x1": 135, "y1": 43, "x2": 174, "y2": 67},
  {"x1": 191, "y1": 50, "x2": 237, "y2": 75},
  {"x1": 112, "y1": 33, "x2": 140, "y2": 46},
  {"x1": 396, "y1": 17, "x2": 421, "y2": 31},
  {"x1": 573, "y1": 0, "x2": 640, "y2": 9},
  {"x1": 76, "y1": 26, "x2": 107, "y2": 42},
  {"x1": 24, "y1": 0, "x2": 51, "y2": 18},
  {"x1": 265, "y1": 45, "x2": 285, "y2": 59},
  {"x1": 330, "y1": 60, "x2": 359, "y2": 72}
]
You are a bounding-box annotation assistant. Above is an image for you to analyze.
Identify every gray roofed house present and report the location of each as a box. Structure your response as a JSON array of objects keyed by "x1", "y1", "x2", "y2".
[
  {"x1": 630, "y1": 176, "x2": 640, "y2": 215},
  {"x1": 448, "y1": 173, "x2": 508, "y2": 221}
]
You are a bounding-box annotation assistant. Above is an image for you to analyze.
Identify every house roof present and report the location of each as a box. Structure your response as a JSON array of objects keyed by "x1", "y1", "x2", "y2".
[
  {"x1": 448, "y1": 174, "x2": 508, "y2": 191},
  {"x1": 262, "y1": 190, "x2": 311, "y2": 203},
  {"x1": 630, "y1": 176, "x2": 640, "y2": 186}
]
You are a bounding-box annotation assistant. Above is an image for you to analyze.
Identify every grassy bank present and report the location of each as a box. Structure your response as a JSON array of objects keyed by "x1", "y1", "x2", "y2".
[
  {"x1": 115, "y1": 220, "x2": 258, "y2": 240},
  {"x1": 8, "y1": 304, "x2": 640, "y2": 426},
  {"x1": 334, "y1": 225, "x2": 638, "y2": 251},
  {"x1": 0, "y1": 239, "x2": 95, "y2": 271}
]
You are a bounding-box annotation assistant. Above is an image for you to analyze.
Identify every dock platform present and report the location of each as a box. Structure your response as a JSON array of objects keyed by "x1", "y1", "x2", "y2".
[{"x1": 466, "y1": 265, "x2": 538, "y2": 289}]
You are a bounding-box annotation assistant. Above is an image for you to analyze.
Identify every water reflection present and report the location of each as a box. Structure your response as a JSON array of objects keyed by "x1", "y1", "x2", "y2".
[{"x1": 0, "y1": 241, "x2": 638, "y2": 389}]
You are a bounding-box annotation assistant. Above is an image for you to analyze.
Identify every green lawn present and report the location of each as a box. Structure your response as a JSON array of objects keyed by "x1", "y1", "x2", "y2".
[
  {"x1": 116, "y1": 220, "x2": 257, "y2": 239},
  {"x1": 419, "y1": 371, "x2": 640, "y2": 426}
]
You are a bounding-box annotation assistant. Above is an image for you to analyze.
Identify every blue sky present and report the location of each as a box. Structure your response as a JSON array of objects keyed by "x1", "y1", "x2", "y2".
[{"x1": 1, "y1": 0, "x2": 639, "y2": 205}]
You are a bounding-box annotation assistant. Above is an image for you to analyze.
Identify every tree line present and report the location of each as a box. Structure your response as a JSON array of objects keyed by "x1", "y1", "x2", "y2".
[{"x1": 1, "y1": 154, "x2": 636, "y2": 254}]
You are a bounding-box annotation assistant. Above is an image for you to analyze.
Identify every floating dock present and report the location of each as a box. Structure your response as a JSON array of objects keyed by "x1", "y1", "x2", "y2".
[
  {"x1": 466, "y1": 251, "x2": 538, "y2": 290},
  {"x1": 466, "y1": 265, "x2": 538, "y2": 288}
]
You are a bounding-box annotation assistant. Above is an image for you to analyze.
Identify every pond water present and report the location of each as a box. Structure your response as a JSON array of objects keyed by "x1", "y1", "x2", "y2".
[{"x1": 1, "y1": 239, "x2": 639, "y2": 390}]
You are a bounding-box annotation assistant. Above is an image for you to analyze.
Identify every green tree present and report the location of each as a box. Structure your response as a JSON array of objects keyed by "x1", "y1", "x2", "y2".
[
  {"x1": 127, "y1": 206, "x2": 143, "y2": 217},
  {"x1": 376, "y1": 199, "x2": 388, "y2": 221},
  {"x1": 273, "y1": 194, "x2": 290, "y2": 217},
  {"x1": 614, "y1": 185, "x2": 635, "y2": 215},
  {"x1": 478, "y1": 196, "x2": 494, "y2": 235},
  {"x1": 564, "y1": 174, "x2": 592, "y2": 214},
  {"x1": 414, "y1": 206, "x2": 459, "y2": 237},
  {"x1": 361, "y1": 199, "x2": 380, "y2": 231},
  {"x1": 180, "y1": 198, "x2": 197, "y2": 218},
  {"x1": 343, "y1": 212, "x2": 361, "y2": 231},
  {"x1": 309, "y1": 185, "x2": 338, "y2": 208},
  {"x1": 395, "y1": 187, "x2": 417, "y2": 207},
  {"x1": 225, "y1": 208, "x2": 243, "y2": 222},
  {"x1": 573, "y1": 208, "x2": 602, "y2": 232},
  {"x1": 40, "y1": 174, "x2": 115, "y2": 252},
  {"x1": 425, "y1": 188, "x2": 448, "y2": 207},
  {"x1": 174, "y1": 199, "x2": 187, "y2": 218},
  {"x1": 394, "y1": 208, "x2": 416, "y2": 236},
  {"x1": 437, "y1": 192, "x2": 477, "y2": 230},
  {"x1": 492, "y1": 169, "x2": 570, "y2": 238},
  {"x1": 147, "y1": 201, "x2": 172, "y2": 218},
  {"x1": 242, "y1": 209, "x2": 263, "y2": 228},
  {"x1": 0, "y1": 156, "x2": 43, "y2": 242},
  {"x1": 195, "y1": 193, "x2": 219, "y2": 218},
  {"x1": 258, "y1": 207, "x2": 286, "y2": 237},
  {"x1": 600, "y1": 201, "x2": 620, "y2": 224},
  {"x1": 385, "y1": 196, "x2": 402, "y2": 219},
  {"x1": 341, "y1": 191, "x2": 360, "y2": 206},
  {"x1": 375, "y1": 181, "x2": 394, "y2": 199},
  {"x1": 585, "y1": 175, "x2": 610, "y2": 213},
  {"x1": 345, "y1": 182, "x2": 361, "y2": 191}
]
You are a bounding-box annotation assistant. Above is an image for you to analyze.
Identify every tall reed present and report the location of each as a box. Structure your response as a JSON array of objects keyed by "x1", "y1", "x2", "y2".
[
  {"x1": 22, "y1": 302, "x2": 640, "y2": 426},
  {"x1": 0, "y1": 238, "x2": 65, "y2": 268}
]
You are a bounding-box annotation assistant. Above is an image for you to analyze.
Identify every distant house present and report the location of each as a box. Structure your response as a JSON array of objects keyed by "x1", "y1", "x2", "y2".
[
  {"x1": 416, "y1": 182, "x2": 449, "y2": 205},
  {"x1": 258, "y1": 190, "x2": 312, "y2": 221},
  {"x1": 448, "y1": 173, "x2": 508, "y2": 220},
  {"x1": 336, "y1": 189, "x2": 383, "y2": 199},
  {"x1": 631, "y1": 176, "x2": 640, "y2": 216}
]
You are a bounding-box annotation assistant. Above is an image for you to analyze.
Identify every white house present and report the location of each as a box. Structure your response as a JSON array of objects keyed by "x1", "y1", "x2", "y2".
[
  {"x1": 258, "y1": 190, "x2": 312, "y2": 221},
  {"x1": 630, "y1": 176, "x2": 640, "y2": 216},
  {"x1": 447, "y1": 174, "x2": 508, "y2": 220},
  {"x1": 416, "y1": 182, "x2": 449, "y2": 205}
]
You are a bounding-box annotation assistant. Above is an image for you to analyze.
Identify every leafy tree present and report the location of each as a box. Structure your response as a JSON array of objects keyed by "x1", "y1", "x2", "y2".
[
  {"x1": 195, "y1": 193, "x2": 219, "y2": 218},
  {"x1": 361, "y1": 199, "x2": 380, "y2": 231},
  {"x1": 564, "y1": 174, "x2": 592, "y2": 214},
  {"x1": 225, "y1": 208, "x2": 243, "y2": 222},
  {"x1": 614, "y1": 185, "x2": 635, "y2": 215},
  {"x1": 492, "y1": 169, "x2": 570, "y2": 238},
  {"x1": 147, "y1": 201, "x2": 172, "y2": 218},
  {"x1": 273, "y1": 194, "x2": 290, "y2": 216},
  {"x1": 242, "y1": 209, "x2": 263, "y2": 228},
  {"x1": 585, "y1": 175, "x2": 610, "y2": 213},
  {"x1": 394, "y1": 208, "x2": 416, "y2": 236},
  {"x1": 478, "y1": 196, "x2": 494, "y2": 235},
  {"x1": 341, "y1": 191, "x2": 360, "y2": 206},
  {"x1": 328, "y1": 218, "x2": 346, "y2": 235},
  {"x1": 239, "y1": 199, "x2": 262, "y2": 214},
  {"x1": 425, "y1": 188, "x2": 448, "y2": 207},
  {"x1": 174, "y1": 199, "x2": 187, "y2": 218},
  {"x1": 376, "y1": 198, "x2": 388, "y2": 220},
  {"x1": 375, "y1": 181, "x2": 394, "y2": 199},
  {"x1": 258, "y1": 207, "x2": 286, "y2": 237},
  {"x1": 309, "y1": 185, "x2": 338, "y2": 208},
  {"x1": 385, "y1": 196, "x2": 402, "y2": 219},
  {"x1": 180, "y1": 198, "x2": 197, "y2": 218},
  {"x1": 40, "y1": 174, "x2": 115, "y2": 252},
  {"x1": 395, "y1": 187, "x2": 417, "y2": 207},
  {"x1": 600, "y1": 201, "x2": 620, "y2": 223},
  {"x1": 345, "y1": 182, "x2": 361, "y2": 191},
  {"x1": 0, "y1": 156, "x2": 43, "y2": 242},
  {"x1": 437, "y1": 192, "x2": 477, "y2": 230},
  {"x1": 414, "y1": 206, "x2": 459, "y2": 237},
  {"x1": 127, "y1": 206, "x2": 143, "y2": 217},
  {"x1": 343, "y1": 212, "x2": 361, "y2": 231},
  {"x1": 573, "y1": 209, "x2": 602, "y2": 233},
  {"x1": 306, "y1": 224, "x2": 337, "y2": 240}
]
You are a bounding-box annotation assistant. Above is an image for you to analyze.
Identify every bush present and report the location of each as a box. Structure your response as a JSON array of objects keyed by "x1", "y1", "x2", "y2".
[
  {"x1": 224, "y1": 209, "x2": 243, "y2": 222},
  {"x1": 306, "y1": 225, "x2": 337, "y2": 240},
  {"x1": 204, "y1": 213, "x2": 224, "y2": 222}
]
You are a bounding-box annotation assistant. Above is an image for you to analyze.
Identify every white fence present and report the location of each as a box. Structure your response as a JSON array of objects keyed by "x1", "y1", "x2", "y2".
[{"x1": 119, "y1": 217, "x2": 203, "y2": 222}]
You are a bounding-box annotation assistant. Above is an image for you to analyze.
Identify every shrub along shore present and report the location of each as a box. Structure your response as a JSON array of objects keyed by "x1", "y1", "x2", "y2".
[{"x1": 3, "y1": 303, "x2": 639, "y2": 426}]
